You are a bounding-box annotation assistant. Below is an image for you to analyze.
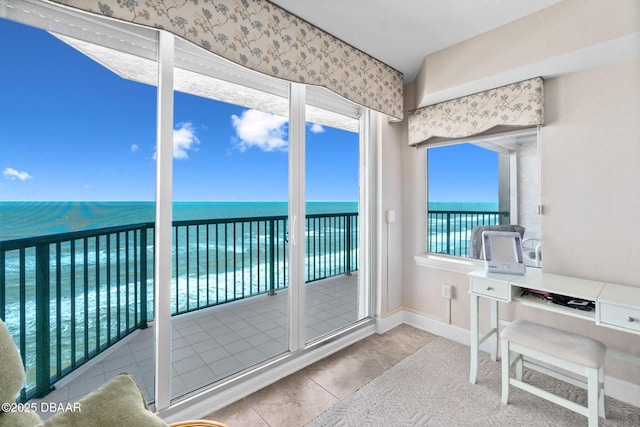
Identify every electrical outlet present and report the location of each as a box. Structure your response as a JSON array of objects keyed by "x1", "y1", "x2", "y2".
[
  {"x1": 385, "y1": 209, "x2": 396, "y2": 223},
  {"x1": 442, "y1": 284, "x2": 453, "y2": 299}
]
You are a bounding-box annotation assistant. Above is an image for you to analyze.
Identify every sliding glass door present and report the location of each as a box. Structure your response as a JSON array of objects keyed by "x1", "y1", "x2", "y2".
[{"x1": 1, "y1": 2, "x2": 372, "y2": 411}]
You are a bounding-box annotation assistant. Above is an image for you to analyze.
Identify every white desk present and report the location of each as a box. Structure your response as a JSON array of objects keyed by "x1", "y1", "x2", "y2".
[{"x1": 468, "y1": 268, "x2": 640, "y2": 384}]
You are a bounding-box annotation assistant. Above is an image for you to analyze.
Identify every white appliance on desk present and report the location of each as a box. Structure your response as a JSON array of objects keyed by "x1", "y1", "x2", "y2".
[{"x1": 481, "y1": 231, "x2": 526, "y2": 275}]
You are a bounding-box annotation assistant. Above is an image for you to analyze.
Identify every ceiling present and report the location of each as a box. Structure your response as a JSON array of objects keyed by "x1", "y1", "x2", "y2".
[{"x1": 270, "y1": 0, "x2": 561, "y2": 83}]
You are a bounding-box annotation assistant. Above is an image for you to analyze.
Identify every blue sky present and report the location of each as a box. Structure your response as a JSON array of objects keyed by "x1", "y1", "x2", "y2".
[
  {"x1": 0, "y1": 17, "x2": 495, "y2": 205},
  {"x1": 0, "y1": 18, "x2": 359, "y2": 202},
  {"x1": 428, "y1": 143, "x2": 498, "y2": 203}
]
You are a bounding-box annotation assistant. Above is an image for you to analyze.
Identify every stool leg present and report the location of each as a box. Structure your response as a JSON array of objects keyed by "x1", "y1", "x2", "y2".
[
  {"x1": 501, "y1": 338, "x2": 510, "y2": 404},
  {"x1": 515, "y1": 354, "x2": 523, "y2": 381},
  {"x1": 598, "y1": 366, "x2": 605, "y2": 419},
  {"x1": 587, "y1": 368, "x2": 598, "y2": 427}
]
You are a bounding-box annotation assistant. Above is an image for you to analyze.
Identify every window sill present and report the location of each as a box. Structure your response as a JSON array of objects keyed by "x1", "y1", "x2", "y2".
[{"x1": 414, "y1": 253, "x2": 483, "y2": 274}]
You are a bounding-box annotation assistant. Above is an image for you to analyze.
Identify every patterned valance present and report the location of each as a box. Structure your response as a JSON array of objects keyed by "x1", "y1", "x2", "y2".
[
  {"x1": 408, "y1": 77, "x2": 544, "y2": 147},
  {"x1": 49, "y1": 0, "x2": 404, "y2": 120}
]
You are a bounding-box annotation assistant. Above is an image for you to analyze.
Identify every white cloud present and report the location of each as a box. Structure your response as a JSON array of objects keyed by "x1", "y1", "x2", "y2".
[
  {"x1": 3, "y1": 167, "x2": 32, "y2": 181},
  {"x1": 173, "y1": 122, "x2": 200, "y2": 159},
  {"x1": 130, "y1": 144, "x2": 139, "y2": 152},
  {"x1": 231, "y1": 109, "x2": 288, "y2": 152},
  {"x1": 153, "y1": 123, "x2": 200, "y2": 160},
  {"x1": 309, "y1": 123, "x2": 325, "y2": 133}
]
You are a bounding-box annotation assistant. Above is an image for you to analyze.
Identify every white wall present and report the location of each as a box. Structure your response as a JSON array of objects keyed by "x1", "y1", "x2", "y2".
[
  {"x1": 523, "y1": 58, "x2": 640, "y2": 384},
  {"x1": 381, "y1": 0, "x2": 640, "y2": 390},
  {"x1": 414, "y1": 0, "x2": 640, "y2": 108},
  {"x1": 541, "y1": 59, "x2": 640, "y2": 285},
  {"x1": 516, "y1": 139, "x2": 540, "y2": 242},
  {"x1": 377, "y1": 89, "x2": 408, "y2": 316}
]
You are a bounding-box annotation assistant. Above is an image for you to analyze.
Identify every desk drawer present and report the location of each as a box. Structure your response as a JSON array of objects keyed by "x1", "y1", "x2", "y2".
[
  {"x1": 470, "y1": 277, "x2": 511, "y2": 301},
  {"x1": 599, "y1": 303, "x2": 640, "y2": 334}
]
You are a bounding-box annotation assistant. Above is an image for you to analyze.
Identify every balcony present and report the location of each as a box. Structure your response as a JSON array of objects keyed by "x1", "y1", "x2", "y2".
[
  {"x1": 0, "y1": 212, "x2": 359, "y2": 404},
  {"x1": 32, "y1": 272, "x2": 358, "y2": 408}
]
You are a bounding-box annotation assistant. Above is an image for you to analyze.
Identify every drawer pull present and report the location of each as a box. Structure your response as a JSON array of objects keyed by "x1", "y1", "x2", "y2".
[
  {"x1": 627, "y1": 316, "x2": 635, "y2": 323},
  {"x1": 486, "y1": 286, "x2": 493, "y2": 291}
]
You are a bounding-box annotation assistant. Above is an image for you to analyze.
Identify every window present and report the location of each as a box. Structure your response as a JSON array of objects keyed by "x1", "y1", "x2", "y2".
[{"x1": 426, "y1": 131, "x2": 540, "y2": 263}]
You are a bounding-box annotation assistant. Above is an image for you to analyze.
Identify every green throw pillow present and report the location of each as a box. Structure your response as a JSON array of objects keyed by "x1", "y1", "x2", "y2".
[
  {"x1": 0, "y1": 409, "x2": 42, "y2": 427},
  {"x1": 39, "y1": 373, "x2": 167, "y2": 427},
  {"x1": 0, "y1": 320, "x2": 26, "y2": 407}
]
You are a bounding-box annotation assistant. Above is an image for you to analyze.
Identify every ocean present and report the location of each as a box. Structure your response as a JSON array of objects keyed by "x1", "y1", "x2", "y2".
[
  {"x1": 0, "y1": 200, "x2": 358, "y2": 241},
  {"x1": 0, "y1": 200, "x2": 495, "y2": 242},
  {"x1": 428, "y1": 201, "x2": 498, "y2": 212},
  {"x1": 0, "y1": 200, "x2": 359, "y2": 325},
  {"x1": 0, "y1": 199, "x2": 492, "y2": 327},
  {"x1": 427, "y1": 201, "x2": 504, "y2": 257},
  {"x1": 0, "y1": 200, "x2": 359, "y2": 392}
]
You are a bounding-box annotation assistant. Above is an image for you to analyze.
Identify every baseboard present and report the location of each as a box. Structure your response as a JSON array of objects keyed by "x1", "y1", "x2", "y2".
[
  {"x1": 375, "y1": 308, "x2": 404, "y2": 333},
  {"x1": 605, "y1": 374, "x2": 640, "y2": 408},
  {"x1": 401, "y1": 309, "x2": 640, "y2": 409},
  {"x1": 402, "y1": 308, "x2": 470, "y2": 346}
]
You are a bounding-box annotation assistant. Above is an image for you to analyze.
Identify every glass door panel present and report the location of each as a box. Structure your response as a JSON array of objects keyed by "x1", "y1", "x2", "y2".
[
  {"x1": 304, "y1": 106, "x2": 362, "y2": 343},
  {"x1": 170, "y1": 45, "x2": 290, "y2": 398}
]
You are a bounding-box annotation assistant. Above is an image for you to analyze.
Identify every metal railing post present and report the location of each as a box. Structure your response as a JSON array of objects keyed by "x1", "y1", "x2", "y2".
[
  {"x1": 268, "y1": 219, "x2": 276, "y2": 295},
  {"x1": 0, "y1": 243, "x2": 5, "y2": 321},
  {"x1": 445, "y1": 212, "x2": 451, "y2": 255},
  {"x1": 139, "y1": 227, "x2": 148, "y2": 327},
  {"x1": 35, "y1": 244, "x2": 50, "y2": 398},
  {"x1": 345, "y1": 215, "x2": 352, "y2": 275}
]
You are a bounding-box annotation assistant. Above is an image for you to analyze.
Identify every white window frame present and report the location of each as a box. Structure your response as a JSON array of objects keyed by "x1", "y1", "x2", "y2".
[{"x1": 416, "y1": 129, "x2": 539, "y2": 273}]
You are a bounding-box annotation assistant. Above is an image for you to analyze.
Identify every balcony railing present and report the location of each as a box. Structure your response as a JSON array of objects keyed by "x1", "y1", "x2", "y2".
[
  {"x1": 0, "y1": 212, "x2": 358, "y2": 401},
  {"x1": 428, "y1": 210, "x2": 509, "y2": 257}
]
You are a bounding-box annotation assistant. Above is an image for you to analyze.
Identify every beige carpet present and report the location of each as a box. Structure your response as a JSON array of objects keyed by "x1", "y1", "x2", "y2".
[{"x1": 307, "y1": 337, "x2": 640, "y2": 426}]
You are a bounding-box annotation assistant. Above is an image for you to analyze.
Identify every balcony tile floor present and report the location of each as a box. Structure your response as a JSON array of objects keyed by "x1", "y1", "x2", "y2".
[{"x1": 34, "y1": 273, "x2": 359, "y2": 415}]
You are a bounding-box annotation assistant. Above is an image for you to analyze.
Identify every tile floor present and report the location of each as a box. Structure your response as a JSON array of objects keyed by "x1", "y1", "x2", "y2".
[
  {"x1": 203, "y1": 324, "x2": 438, "y2": 426},
  {"x1": 35, "y1": 273, "x2": 360, "y2": 412}
]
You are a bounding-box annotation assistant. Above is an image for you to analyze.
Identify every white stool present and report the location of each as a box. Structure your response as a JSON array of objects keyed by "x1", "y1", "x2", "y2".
[{"x1": 501, "y1": 319, "x2": 606, "y2": 427}]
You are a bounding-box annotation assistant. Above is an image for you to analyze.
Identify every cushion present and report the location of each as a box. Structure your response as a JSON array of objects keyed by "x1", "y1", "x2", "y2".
[
  {"x1": 0, "y1": 408, "x2": 41, "y2": 427},
  {"x1": 0, "y1": 319, "x2": 25, "y2": 406},
  {"x1": 501, "y1": 319, "x2": 606, "y2": 369},
  {"x1": 39, "y1": 373, "x2": 167, "y2": 427}
]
